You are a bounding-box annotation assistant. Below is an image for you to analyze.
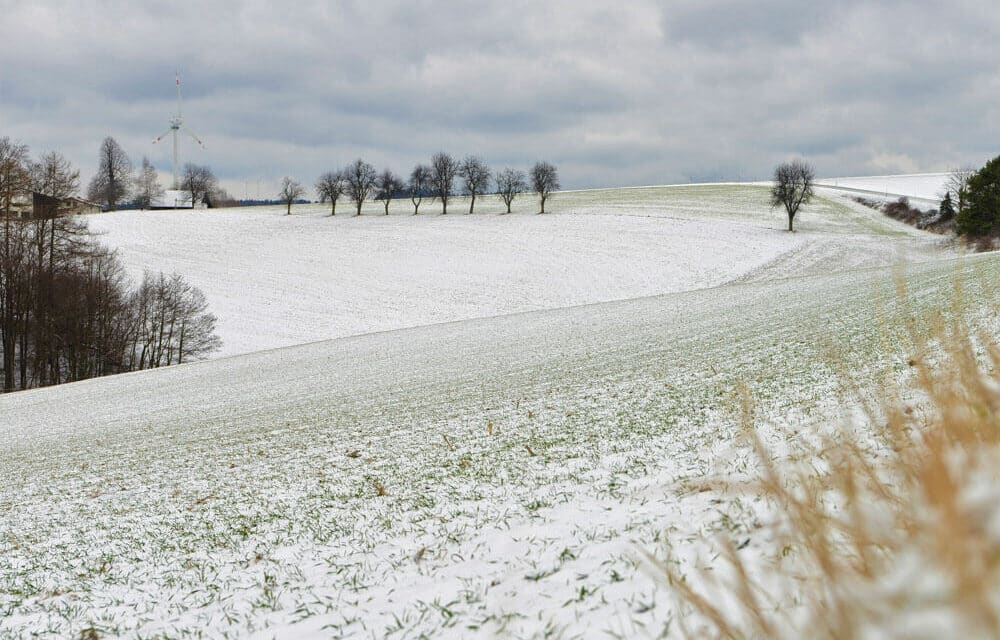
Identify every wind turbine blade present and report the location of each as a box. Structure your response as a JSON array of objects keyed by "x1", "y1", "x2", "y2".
[
  {"x1": 152, "y1": 129, "x2": 173, "y2": 144},
  {"x1": 182, "y1": 128, "x2": 206, "y2": 149}
]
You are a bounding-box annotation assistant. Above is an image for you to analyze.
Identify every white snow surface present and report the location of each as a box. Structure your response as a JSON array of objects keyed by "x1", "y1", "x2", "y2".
[
  {"x1": 88, "y1": 198, "x2": 788, "y2": 358},
  {"x1": 87, "y1": 184, "x2": 940, "y2": 358},
  {"x1": 3, "y1": 182, "x2": 992, "y2": 639},
  {"x1": 815, "y1": 172, "x2": 950, "y2": 203}
]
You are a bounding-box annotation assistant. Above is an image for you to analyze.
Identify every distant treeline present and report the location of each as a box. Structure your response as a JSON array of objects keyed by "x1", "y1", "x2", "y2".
[{"x1": 238, "y1": 199, "x2": 310, "y2": 207}]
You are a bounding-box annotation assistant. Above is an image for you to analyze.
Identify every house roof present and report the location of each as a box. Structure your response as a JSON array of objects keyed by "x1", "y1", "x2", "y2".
[{"x1": 67, "y1": 197, "x2": 102, "y2": 208}]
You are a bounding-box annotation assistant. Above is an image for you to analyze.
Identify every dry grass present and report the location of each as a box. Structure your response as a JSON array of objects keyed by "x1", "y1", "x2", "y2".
[{"x1": 661, "y1": 293, "x2": 1000, "y2": 638}]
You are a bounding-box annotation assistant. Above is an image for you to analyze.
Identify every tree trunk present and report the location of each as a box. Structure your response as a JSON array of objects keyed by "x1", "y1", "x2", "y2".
[
  {"x1": 330, "y1": 201, "x2": 336, "y2": 216},
  {"x1": 788, "y1": 211, "x2": 794, "y2": 232},
  {"x1": 384, "y1": 200, "x2": 390, "y2": 215},
  {"x1": 2, "y1": 218, "x2": 13, "y2": 392},
  {"x1": 2, "y1": 318, "x2": 13, "y2": 392},
  {"x1": 356, "y1": 201, "x2": 362, "y2": 216},
  {"x1": 286, "y1": 202, "x2": 291, "y2": 215},
  {"x1": 469, "y1": 194, "x2": 475, "y2": 214},
  {"x1": 18, "y1": 324, "x2": 27, "y2": 389},
  {"x1": 540, "y1": 196, "x2": 546, "y2": 214}
]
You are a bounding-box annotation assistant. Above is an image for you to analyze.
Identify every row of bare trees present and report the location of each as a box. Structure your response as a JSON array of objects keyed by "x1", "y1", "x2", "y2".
[
  {"x1": 0, "y1": 136, "x2": 220, "y2": 392},
  {"x1": 295, "y1": 154, "x2": 560, "y2": 217}
]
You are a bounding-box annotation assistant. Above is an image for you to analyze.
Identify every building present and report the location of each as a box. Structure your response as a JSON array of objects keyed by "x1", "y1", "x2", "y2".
[
  {"x1": 2, "y1": 193, "x2": 102, "y2": 218},
  {"x1": 2, "y1": 194, "x2": 32, "y2": 218},
  {"x1": 31, "y1": 193, "x2": 102, "y2": 217},
  {"x1": 64, "y1": 197, "x2": 102, "y2": 215}
]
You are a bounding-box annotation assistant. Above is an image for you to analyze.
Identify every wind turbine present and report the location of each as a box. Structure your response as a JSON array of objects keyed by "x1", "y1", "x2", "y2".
[{"x1": 152, "y1": 73, "x2": 206, "y2": 189}]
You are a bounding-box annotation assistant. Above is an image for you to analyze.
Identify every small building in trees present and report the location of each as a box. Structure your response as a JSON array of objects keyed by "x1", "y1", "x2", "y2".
[
  {"x1": 2, "y1": 193, "x2": 32, "y2": 218},
  {"x1": 65, "y1": 197, "x2": 102, "y2": 215},
  {"x1": 29, "y1": 192, "x2": 101, "y2": 218}
]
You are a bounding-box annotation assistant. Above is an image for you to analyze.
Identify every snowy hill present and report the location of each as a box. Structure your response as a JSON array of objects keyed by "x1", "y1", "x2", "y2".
[
  {"x1": 2, "y1": 181, "x2": 988, "y2": 638},
  {"x1": 87, "y1": 183, "x2": 945, "y2": 357},
  {"x1": 815, "y1": 172, "x2": 951, "y2": 204}
]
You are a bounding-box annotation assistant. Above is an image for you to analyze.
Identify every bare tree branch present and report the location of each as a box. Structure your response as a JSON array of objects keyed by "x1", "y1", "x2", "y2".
[
  {"x1": 459, "y1": 156, "x2": 491, "y2": 214},
  {"x1": 86, "y1": 137, "x2": 132, "y2": 211},
  {"x1": 430, "y1": 152, "x2": 459, "y2": 215},
  {"x1": 530, "y1": 162, "x2": 560, "y2": 214},
  {"x1": 408, "y1": 164, "x2": 431, "y2": 215},
  {"x1": 180, "y1": 163, "x2": 218, "y2": 207},
  {"x1": 770, "y1": 160, "x2": 815, "y2": 232},
  {"x1": 375, "y1": 168, "x2": 404, "y2": 215},
  {"x1": 344, "y1": 159, "x2": 377, "y2": 216},
  {"x1": 495, "y1": 168, "x2": 526, "y2": 214},
  {"x1": 315, "y1": 171, "x2": 346, "y2": 216},
  {"x1": 133, "y1": 156, "x2": 164, "y2": 210},
  {"x1": 278, "y1": 176, "x2": 305, "y2": 216}
]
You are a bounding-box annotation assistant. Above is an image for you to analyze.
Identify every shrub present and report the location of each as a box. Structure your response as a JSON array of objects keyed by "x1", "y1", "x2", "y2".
[
  {"x1": 660, "y1": 293, "x2": 1000, "y2": 638},
  {"x1": 883, "y1": 197, "x2": 951, "y2": 234}
]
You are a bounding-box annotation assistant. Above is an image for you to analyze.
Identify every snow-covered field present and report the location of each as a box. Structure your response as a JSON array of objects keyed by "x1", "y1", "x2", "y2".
[
  {"x1": 815, "y1": 172, "x2": 950, "y2": 204},
  {"x1": 87, "y1": 185, "x2": 942, "y2": 357},
  {"x1": 2, "y1": 183, "x2": 992, "y2": 638}
]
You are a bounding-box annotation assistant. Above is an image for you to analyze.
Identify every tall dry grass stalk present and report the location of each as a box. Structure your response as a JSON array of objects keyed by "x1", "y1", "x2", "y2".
[{"x1": 661, "y1": 297, "x2": 1000, "y2": 638}]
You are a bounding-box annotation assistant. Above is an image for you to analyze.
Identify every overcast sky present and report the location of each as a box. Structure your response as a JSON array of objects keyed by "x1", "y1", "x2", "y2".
[{"x1": 1, "y1": 0, "x2": 997, "y2": 197}]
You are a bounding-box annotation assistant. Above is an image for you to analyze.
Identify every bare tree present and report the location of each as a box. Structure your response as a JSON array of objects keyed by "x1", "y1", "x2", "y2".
[
  {"x1": 408, "y1": 164, "x2": 431, "y2": 215},
  {"x1": 278, "y1": 176, "x2": 305, "y2": 215},
  {"x1": 23, "y1": 152, "x2": 83, "y2": 387},
  {"x1": 32, "y1": 151, "x2": 80, "y2": 201},
  {"x1": 0, "y1": 137, "x2": 31, "y2": 215},
  {"x1": 129, "y1": 271, "x2": 221, "y2": 368},
  {"x1": 430, "y1": 152, "x2": 459, "y2": 214},
  {"x1": 86, "y1": 136, "x2": 132, "y2": 211},
  {"x1": 133, "y1": 157, "x2": 164, "y2": 210},
  {"x1": 459, "y1": 156, "x2": 491, "y2": 214},
  {"x1": 770, "y1": 159, "x2": 815, "y2": 232},
  {"x1": 315, "y1": 170, "x2": 346, "y2": 216},
  {"x1": 344, "y1": 159, "x2": 378, "y2": 216},
  {"x1": 0, "y1": 137, "x2": 31, "y2": 391},
  {"x1": 375, "y1": 168, "x2": 404, "y2": 215},
  {"x1": 28, "y1": 152, "x2": 86, "y2": 386},
  {"x1": 495, "y1": 168, "x2": 527, "y2": 214},
  {"x1": 945, "y1": 166, "x2": 975, "y2": 215},
  {"x1": 530, "y1": 161, "x2": 560, "y2": 213},
  {"x1": 180, "y1": 163, "x2": 218, "y2": 207}
]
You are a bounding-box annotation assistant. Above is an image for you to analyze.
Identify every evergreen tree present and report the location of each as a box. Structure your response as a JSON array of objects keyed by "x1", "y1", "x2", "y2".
[
  {"x1": 956, "y1": 156, "x2": 1000, "y2": 237},
  {"x1": 939, "y1": 192, "x2": 955, "y2": 219}
]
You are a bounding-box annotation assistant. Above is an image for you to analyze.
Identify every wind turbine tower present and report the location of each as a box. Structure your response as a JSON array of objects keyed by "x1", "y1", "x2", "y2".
[{"x1": 153, "y1": 73, "x2": 205, "y2": 189}]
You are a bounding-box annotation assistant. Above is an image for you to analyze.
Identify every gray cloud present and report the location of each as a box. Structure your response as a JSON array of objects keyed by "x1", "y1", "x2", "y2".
[
  {"x1": 0, "y1": 0, "x2": 997, "y2": 196},
  {"x1": 662, "y1": 1, "x2": 839, "y2": 49}
]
